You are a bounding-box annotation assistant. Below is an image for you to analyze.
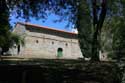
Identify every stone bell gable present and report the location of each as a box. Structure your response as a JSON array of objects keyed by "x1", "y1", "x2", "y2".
[{"x1": 12, "y1": 22, "x2": 83, "y2": 59}]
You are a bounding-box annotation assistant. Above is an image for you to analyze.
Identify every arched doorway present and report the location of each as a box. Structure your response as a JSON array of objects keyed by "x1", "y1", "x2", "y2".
[
  {"x1": 17, "y1": 45, "x2": 20, "y2": 54},
  {"x1": 57, "y1": 48, "x2": 63, "y2": 57}
]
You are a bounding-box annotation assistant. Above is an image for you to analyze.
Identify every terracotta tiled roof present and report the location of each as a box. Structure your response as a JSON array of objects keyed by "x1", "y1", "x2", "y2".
[{"x1": 16, "y1": 22, "x2": 77, "y2": 35}]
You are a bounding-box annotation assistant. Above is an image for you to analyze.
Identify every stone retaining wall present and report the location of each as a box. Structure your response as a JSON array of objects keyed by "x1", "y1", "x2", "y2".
[{"x1": 0, "y1": 60, "x2": 122, "y2": 83}]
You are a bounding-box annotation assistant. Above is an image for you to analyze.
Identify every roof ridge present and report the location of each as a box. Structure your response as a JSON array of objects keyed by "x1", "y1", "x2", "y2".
[{"x1": 17, "y1": 22, "x2": 77, "y2": 35}]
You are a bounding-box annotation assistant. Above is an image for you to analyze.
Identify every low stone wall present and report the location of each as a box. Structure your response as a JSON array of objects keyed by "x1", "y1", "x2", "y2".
[{"x1": 0, "y1": 59, "x2": 122, "y2": 83}]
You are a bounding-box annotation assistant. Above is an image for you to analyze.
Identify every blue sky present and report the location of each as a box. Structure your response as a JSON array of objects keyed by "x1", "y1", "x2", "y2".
[{"x1": 9, "y1": 13, "x2": 73, "y2": 32}]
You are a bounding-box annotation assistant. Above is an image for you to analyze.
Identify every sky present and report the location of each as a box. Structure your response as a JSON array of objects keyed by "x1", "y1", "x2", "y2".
[{"x1": 9, "y1": 13, "x2": 74, "y2": 32}]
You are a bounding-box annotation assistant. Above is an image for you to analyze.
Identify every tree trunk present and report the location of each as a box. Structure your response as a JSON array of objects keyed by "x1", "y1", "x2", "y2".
[
  {"x1": 91, "y1": 0, "x2": 107, "y2": 61},
  {"x1": 0, "y1": 0, "x2": 11, "y2": 56},
  {"x1": 91, "y1": 28, "x2": 100, "y2": 61}
]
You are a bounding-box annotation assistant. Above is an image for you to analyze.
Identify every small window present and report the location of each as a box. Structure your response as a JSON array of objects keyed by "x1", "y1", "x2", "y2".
[
  {"x1": 66, "y1": 43, "x2": 68, "y2": 46},
  {"x1": 18, "y1": 45, "x2": 20, "y2": 54},
  {"x1": 52, "y1": 41, "x2": 54, "y2": 44},
  {"x1": 36, "y1": 40, "x2": 39, "y2": 43}
]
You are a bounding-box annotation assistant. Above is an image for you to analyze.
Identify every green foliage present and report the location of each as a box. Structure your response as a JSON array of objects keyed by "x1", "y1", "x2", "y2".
[
  {"x1": 0, "y1": 0, "x2": 25, "y2": 54},
  {"x1": 112, "y1": 18, "x2": 125, "y2": 61},
  {"x1": 76, "y1": 0, "x2": 92, "y2": 58},
  {"x1": 100, "y1": 0, "x2": 125, "y2": 60},
  {"x1": 0, "y1": 0, "x2": 11, "y2": 53},
  {"x1": 11, "y1": 33, "x2": 25, "y2": 47},
  {"x1": 8, "y1": 0, "x2": 78, "y2": 22},
  {"x1": 0, "y1": 32, "x2": 25, "y2": 54}
]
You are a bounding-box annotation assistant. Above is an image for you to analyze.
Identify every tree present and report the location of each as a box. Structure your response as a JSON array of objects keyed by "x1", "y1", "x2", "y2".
[
  {"x1": 76, "y1": 0, "x2": 92, "y2": 58},
  {"x1": 99, "y1": 0, "x2": 125, "y2": 61},
  {"x1": 74, "y1": 0, "x2": 108, "y2": 61},
  {"x1": 0, "y1": 33, "x2": 25, "y2": 55},
  {"x1": 76, "y1": 0, "x2": 107, "y2": 61},
  {"x1": 112, "y1": 0, "x2": 125, "y2": 61},
  {"x1": 112, "y1": 18, "x2": 125, "y2": 61},
  {"x1": 0, "y1": 0, "x2": 11, "y2": 55},
  {"x1": 91, "y1": 0, "x2": 107, "y2": 61}
]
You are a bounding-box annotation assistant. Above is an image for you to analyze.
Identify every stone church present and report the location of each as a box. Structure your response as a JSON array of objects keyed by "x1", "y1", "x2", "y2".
[{"x1": 11, "y1": 22, "x2": 83, "y2": 59}]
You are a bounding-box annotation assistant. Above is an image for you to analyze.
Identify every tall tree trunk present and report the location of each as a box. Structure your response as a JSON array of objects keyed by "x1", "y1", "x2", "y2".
[
  {"x1": 91, "y1": 27, "x2": 100, "y2": 61},
  {"x1": 91, "y1": 0, "x2": 99, "y2": 61},
  {"x1": 91, "y1": 0, "x2": 107, "y2": 61},
  {"x1": 0, "y1": 0, "x2": 10, "y2": 55}
]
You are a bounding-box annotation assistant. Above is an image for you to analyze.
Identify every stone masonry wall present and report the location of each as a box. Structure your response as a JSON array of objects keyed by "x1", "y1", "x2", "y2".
[{"x1": 13, "y1": 23, "x2": 83, "y2": 59}]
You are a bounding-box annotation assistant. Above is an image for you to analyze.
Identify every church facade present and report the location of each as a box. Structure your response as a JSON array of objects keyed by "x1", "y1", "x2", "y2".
[{"x1": 12, "y1": 22, "x2": 83, "y2": 59}]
